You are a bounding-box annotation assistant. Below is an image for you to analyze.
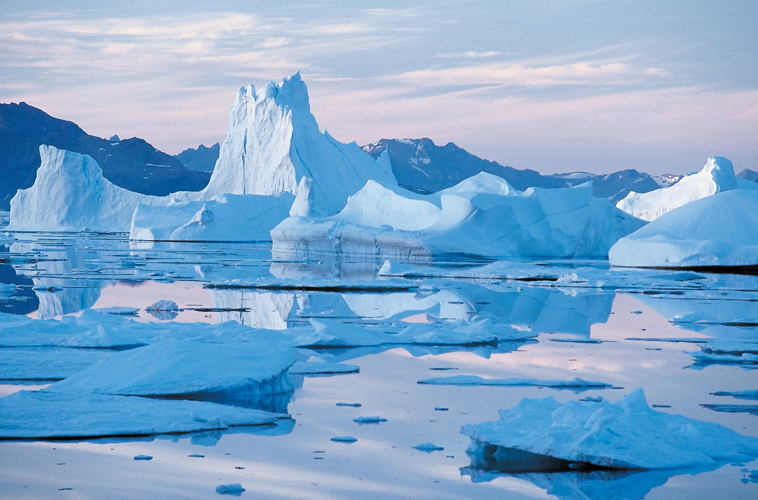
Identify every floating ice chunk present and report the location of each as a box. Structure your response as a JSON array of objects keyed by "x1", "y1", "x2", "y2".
[
  {"x1": 215, "y1": 483, "x2": 245, "y2": 496},
  {"x1": 354, "y1": 416, "x2": 387, "y2": 424},
  {"x1": 336, "y1": 402, "x2": 361, "y2": 407},
  {"x1": 93, "y1": 306, "x2": 139, "y2": 316},
  {"x1": 712, "y1": 389, "x2": 758, "y2": 400},
  {"x1": 288, "y1": 361, "x2": 359, "y2": 375},
  {"x1": 331, "y1": 436, "x2": 357, "y2": 443},
  {"x1": 461, "y1": 389, "x2": 758, "y2": 469},
  {"x1": 133, "y1": 455, "x2": 152, "y2": 461},
  {"x1": 0, "y1": 390, "x2": 286, "y2": 439},
  {"x1": 418, "y1": 376, "x2": 612, "y2": 392},
  {"x1": 413, "y1": 442, "x2": 444, "y2": 452},
  {"x1": 610, "y1": 189, "x2": 758, "y2": 268},
  {"x1": 616, "y1": 157, "x2": 758, "y2": 221},
  {"x1": 146, "y1": 300, "x2": 180, "y2": 320},
  {"x1": 47, "y1": 339, "x2": 297, "y2": 398}
]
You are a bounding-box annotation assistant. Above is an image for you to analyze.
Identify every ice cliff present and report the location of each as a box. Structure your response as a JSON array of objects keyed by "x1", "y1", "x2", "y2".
[
  {"x1": 8, "y1": 73, "x2": 396, "y2": 237},
  {"x1": 616, "y1": 157, "x2": 758, "y2": 221},
  {"x1": 8, "y1": 145, "x2": 166, "y2": 232},
  {"x1": 271, "y1": 173, "x2": 645, "y2": 260},
  {"x1": 202, "y1": 72, "x2": 396, "y2": 214}
]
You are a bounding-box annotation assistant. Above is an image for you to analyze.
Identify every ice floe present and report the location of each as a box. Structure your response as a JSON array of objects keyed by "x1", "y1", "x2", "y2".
[
  {"x1": 47, "y1": 339, "x2": 297, "y2": 399},
  {"x1": 271, "y1": 175, "x2": 644, "y2": 261},
  {"x1": 418, "y1": 376, "x2": 613, "y2": 392},
  {"x1": 616, "y1": 157, "x2": 758, "y2": 221},
  {"x1": 461, "y1": 389, "x2": 758, "y2": 469},
  {"x1": 610, "y1": 189, "x2": 758, "y2": 269},
  {"x1": 0, "y1": 390, "x2": 287, "y2": 439}
]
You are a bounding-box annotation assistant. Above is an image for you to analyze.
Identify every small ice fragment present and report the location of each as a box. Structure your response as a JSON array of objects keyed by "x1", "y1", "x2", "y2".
[
  {"x1": 93, "y1": 306, "x2": 139, "y2": 316},
  {"x1": 632, "y1": 310, "x2": 643, "y2": 314},
  {"x1": 215, "y1": 483, "x2": 245, "y2": 496},
  {"x1": 579, "y1": 396, "x2": 604, "y2": 403},
  {"x1": 188, "y1": 454, "x2": 205, "y2": 458},
  {"x1": 146, "y1": 300, "x2": 180, "y2": 320},
  {"x1": 336, "y1": 402, "x2": 361, "y2": 407},
  {"x1": 434, "y1": 407, "x2": 449, "y2": 411},
  {"x1": 133, "y1": 455, "x2": 153, "y2": 461},
  {"x1": 354, "y1": 416, "x2": 387, "y2": 424},
  {"x1": 331, "y1": 436, "x2": 357, "y2": 443},
  {"x1": 413, "y1": 442, "x2": 444, "y2": 452}
]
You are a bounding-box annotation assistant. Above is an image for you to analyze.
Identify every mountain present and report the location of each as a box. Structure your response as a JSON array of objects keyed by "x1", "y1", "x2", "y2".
[
  {"x1": 361, "y1": 138, "x2": 666, "y2": 204},
  {"x1": 0, "y1": 102, "x2": 211, "y2": 210},
  {"x1": 737, "y1": 168, "x2": 758, "y2": 182},
  {"x1": 174, "y1": 143, "x2": 219, "y2": 172}
]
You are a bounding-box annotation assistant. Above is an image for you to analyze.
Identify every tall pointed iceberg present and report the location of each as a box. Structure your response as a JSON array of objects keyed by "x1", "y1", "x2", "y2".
[{"x1": 202, "y1": 72, "x2": 396, "y2": 215}]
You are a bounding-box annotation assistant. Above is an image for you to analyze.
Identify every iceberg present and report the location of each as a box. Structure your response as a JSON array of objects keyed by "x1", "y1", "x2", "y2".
[
  {"x1": 461, "y1": 389, "x2": 758, "y2": 469},
  {"x1": 418, "y1": 376, "x2": 613, "y2": 392},
  {"x1": 9, "y1": 73, "x2": 396, "y2": 238},
  {"x1": 201, "y1": 72, "x2": 396, "y2": 212},
  {"x1": 609, "y1": 189, "x2": 758, "y2": 268},
  {"x1": 8, "y1": 145, "x2": 165, "y2": 232},
  {"x1": 272, "y1": 174, "x2": 644, "y2": 260},
  {"x1": 616, "y1": 157, "x2": 758, "y2": 221}
]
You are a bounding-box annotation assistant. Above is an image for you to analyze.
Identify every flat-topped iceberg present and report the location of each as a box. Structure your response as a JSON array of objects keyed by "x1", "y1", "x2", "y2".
[
  {"x1": 616, "y1": 157, "x2": 758, "y2": 221},
  {"x1": 272, "y1": 173, "x2": 644, "y2": 260},
  {"x1": 8, "y1": 73, "x2": 396, "y2": 238},
  {"x1": 461, "y1": 389, "x2": 758, "y2": 470},
  {"x1": 610, "y1": 189, "x2": 758, "y2": 268},
  {"x1": 0, "y1": 390, "x2": 287, "y2": 439}
]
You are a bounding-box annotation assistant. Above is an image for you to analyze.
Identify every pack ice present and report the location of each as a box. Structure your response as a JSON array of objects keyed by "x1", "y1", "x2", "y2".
[
  {"x1": 8, "y1": 72, "x2": 396, "y2": 239},
  {"x1": 610, "y1": 189, "x2": 758, "y2": 268},
  {"x1": 616, "y1": 157, "x2": 758, "y2": 221},
  {"x1": 461, "y1": 389, "x2": 758, "y2": 470},
  {"x1": 272, "y1": 173, "x2": 645, "y2": 260}
]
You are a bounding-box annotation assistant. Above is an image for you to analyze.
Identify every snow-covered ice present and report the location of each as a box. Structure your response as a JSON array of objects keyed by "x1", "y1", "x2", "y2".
[
  {"x1": 0, "y1": 390, "x2": 287, "y2": 439},
  {"x1": 610, "y1": 189, "x2": 758, "y2": 268},
  {"x1": 47, "y1": 339, "x2": 297, "y2": 399},
  {"x1": 616, "y1": 157, "x2": 758, "y2": 221},
  {"x1": 8, "y1": 145, "x2": 166, "y2": 232},
  {"x1": 272, "y1": 175, "x2": 644, "y2": 260},
  {"x1": 461, "y1": 389, "x2": 758, "y2": 469}
]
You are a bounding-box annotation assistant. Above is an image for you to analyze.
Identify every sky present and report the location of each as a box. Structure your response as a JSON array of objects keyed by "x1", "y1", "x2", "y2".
[{"x1": 1, "y1": 0, "x2": 757, "y2": 175}]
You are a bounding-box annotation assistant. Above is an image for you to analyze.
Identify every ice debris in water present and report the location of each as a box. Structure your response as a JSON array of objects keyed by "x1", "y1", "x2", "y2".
[
  {"x1": 418, "y1": 376, "x2": 613, "y2": 393},
  {"x1": 461, "y1": 388, "x2": 758, "y2": 470},
  {"x1": 413, "y1": 442, "x2": 444, "y2": 452},
  {"x1": 92, "y1": 306, "x2": 139, "y2": 316},
  {"x1": 146, "y1": 300, "x2": 180, "y2": 320},
  {"x1": 215, "y1": 483, "x2": 245, "y2": 496},
  {"x1": 354, "y1": 416, "x2": 387, "y2": 424},
  {"x1": 331, "y1": 436, "x2": 357, "y2": 443},
  {"x1": 133, "y1": 455, "x2": 153, "y2": 461}
]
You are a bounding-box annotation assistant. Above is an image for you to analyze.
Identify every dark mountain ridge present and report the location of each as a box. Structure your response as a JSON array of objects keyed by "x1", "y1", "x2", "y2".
[{"x1": 0, "y1": 102, "x2": 210, "y2": 210}]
